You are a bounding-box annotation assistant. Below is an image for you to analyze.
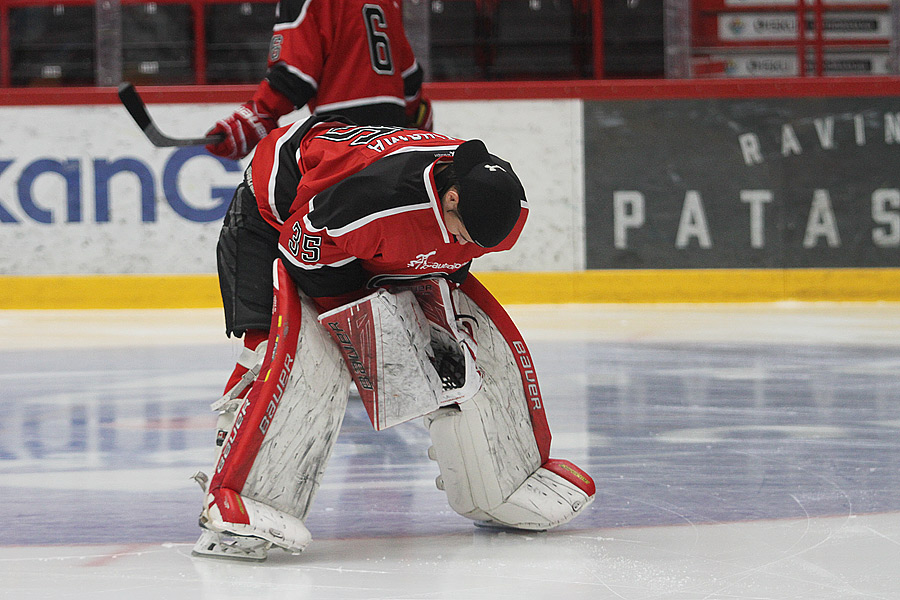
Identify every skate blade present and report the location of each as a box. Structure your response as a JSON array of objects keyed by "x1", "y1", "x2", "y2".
[
  {"x1": 474, "y1": 520, "x2": 548, "y2": 533},
  {"x1": 191, "y1": 530, "x2": 270, "y2": 562},
  {"x1": 190, "y1": 548, "x2": 268, "y2": 562}
]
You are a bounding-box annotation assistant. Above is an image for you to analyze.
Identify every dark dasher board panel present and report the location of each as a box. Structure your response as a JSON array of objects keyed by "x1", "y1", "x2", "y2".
[{"x1": 584, "y1": 98, "x2": 900, "y2": 269}]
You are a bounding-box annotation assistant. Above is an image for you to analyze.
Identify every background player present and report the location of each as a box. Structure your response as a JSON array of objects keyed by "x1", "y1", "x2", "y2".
[{"x1": 205, "y1": 0, "x2": 433, "y2": 161}]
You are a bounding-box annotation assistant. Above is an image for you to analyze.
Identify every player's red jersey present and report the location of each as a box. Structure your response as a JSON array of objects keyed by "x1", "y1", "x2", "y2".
[
  {"x1": 248, "y1": 117, "x2": 528, "y2": 298},
  {"x1": 267, "y1": 0, "x2": 424, "y2": 126}
]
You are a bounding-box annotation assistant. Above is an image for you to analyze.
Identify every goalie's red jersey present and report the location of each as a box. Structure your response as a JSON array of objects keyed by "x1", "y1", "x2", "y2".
[{"x1": 248, "y1": 117, "x2": 529, "y2": 298}]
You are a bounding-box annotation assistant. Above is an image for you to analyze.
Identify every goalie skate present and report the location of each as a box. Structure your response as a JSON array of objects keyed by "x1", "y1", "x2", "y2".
[
  {"x1": 191, "y1": 529, "x2": 270, "y2": 562},
  {"x1": 200, "y1": 487, "x2": 312, "y2": 554}
]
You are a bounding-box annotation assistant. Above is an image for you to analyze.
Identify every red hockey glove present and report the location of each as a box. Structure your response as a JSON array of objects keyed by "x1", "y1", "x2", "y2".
[
  {"x1": 206, "y1": 101, "x2": 278, "y2": 160},
  {"x1": 409, "y1": 97, "x2": 434, "y2": 131}
]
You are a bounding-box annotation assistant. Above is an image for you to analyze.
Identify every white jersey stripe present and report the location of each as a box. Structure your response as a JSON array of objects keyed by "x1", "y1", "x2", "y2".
[
  {"x1": 400, "y1": 61, "x2": 420, "y2": 79},
  {"x1": 383, "y1": 144, "x2": 458, "y2": 159},
  {"x1": 301, "y1": 153, "x2": 454, "y2": 240},
  {"x1": 425, "y1": 160, "x2": 451, "y2": 244},
  {"x1": 314, "y1": 96, "x2": 405, "y2": 113},
  {"x1": 268, "y1": 119, "x2": 310, "y2": 224},
  {"x1": 278, "y1": 244, "x2": 357, "y2": 270},
  {"x1": 273, "y1": 0, "x2": 314, "y2": 32},
  {"x1": 303, "y1": 201, "x2": 432, "y2": 237},
  {"x1": 279, "y1": 63, "x2": 319, "y2": 91}
]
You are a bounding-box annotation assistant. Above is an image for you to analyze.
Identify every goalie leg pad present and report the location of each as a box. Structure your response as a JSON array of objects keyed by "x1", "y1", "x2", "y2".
[
  {"x1": 474, "y1": 460, "x2": 596, "y2": 531},
  {"x1": 424, "y1": 276, "x2": 595, "y2": 530},
  {"x1": 238, "y1": 287, "x2": 351, "y2": 521},
  {"x1": 426, "y1": 400, "x2": 596, "y2": 531},
  {"x1": 201, "y1": 259, "x2": 352, "y2": 553}
]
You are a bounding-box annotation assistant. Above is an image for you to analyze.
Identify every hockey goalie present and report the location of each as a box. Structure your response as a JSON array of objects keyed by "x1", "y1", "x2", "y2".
[{"x1": 192, "y1": 116, "x2": 595, "y2": 561}]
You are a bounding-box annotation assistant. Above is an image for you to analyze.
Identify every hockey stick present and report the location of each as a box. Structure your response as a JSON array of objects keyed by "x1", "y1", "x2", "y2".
[{"x1": 117, "y1": 82, "x2": 225, "y2": 147}]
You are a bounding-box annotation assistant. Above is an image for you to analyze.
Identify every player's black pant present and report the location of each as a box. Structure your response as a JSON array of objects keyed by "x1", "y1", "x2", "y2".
[{"x1": 217, "y1": 181, "x2": 280, "y2": 338}]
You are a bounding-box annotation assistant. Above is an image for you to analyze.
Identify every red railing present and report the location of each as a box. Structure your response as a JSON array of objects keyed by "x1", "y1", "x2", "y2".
[
  {"x1": 5, "y1": 75, "x2": 900, "y2": 107},
  {"x1": 0, "y1": 0, "x2": 610, "y2": 87},
  {"x1": 1, "y1": 0, "x2": 277, "y2": 87},
  {"x1": 0, "y1": 0, "x2": 896, "y2": 86}
]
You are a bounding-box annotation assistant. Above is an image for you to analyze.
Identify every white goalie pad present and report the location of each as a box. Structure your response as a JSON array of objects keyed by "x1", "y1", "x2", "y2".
[
  {"x1": 424, "y1": 284, "x2": 596, "y2": 530},
  {"x1": 239, "y1": 287, "x2": 352, "y2": 519},
  {"x1": 317, "y1": 279, "x2": 481, "y2": 430},
  {"x1": 200, "y1": 260, "x2": 352, "y2": 556},
  {"x1": 427, "y1": 403, "x2": 594, "y2": 530}
]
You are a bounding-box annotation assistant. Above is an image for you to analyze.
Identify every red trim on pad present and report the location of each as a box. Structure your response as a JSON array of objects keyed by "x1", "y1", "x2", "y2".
[
  {"x1": 208, "y1": 260, "x2": 301, "y2": 495},
  {"x1": 460, "y1": 275, "x2": 552, "y2": 463},
  {"x1": 543, "y1": 459, "x2": 596, "y2": 497}
]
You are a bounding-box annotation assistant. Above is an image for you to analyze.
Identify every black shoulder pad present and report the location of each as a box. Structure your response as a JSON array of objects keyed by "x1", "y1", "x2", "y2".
[{"x1": 276, "y1": 0, "x2": 314, "y2": 25}]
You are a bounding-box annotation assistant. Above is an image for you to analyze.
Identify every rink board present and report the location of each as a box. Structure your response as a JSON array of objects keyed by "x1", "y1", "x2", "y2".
[{"x1": 2, "y1": 80, "x2": 899, "y2": 306}]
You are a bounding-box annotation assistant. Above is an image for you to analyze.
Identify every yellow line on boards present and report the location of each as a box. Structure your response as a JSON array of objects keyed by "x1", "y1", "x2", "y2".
[
  {"x1": 0, "y1": 274, "x2": 222, "y2": 309},
  {"x1": 477, "y1": 269, "x2": 900, "y2": 303},
  {"x1": 1, "y1": 269, "x2": 898, "y2": 309}
]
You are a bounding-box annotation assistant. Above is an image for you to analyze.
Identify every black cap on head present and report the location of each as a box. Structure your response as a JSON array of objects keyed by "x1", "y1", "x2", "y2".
[{"x1": 453, "y1": 140, "x2": 524, "y2": 248}]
